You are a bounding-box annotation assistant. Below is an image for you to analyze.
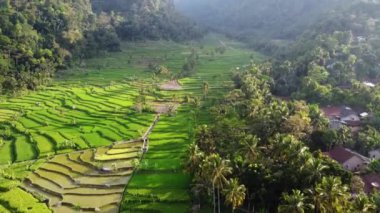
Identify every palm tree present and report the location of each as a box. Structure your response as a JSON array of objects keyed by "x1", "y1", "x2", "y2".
[
  {"x1": 312, "y1": 176, "x2": 350, "y2": 213},
  {"x1": 196, "y1": 125, "x2": 216, "y2": 153},
  {"x1": 336, "y1": 126, "x2": 354, "y2": 147},
  {"x1": 202, "y1": 154, "x2": 233, "y2": 213},
  {"x1": 240, "y1": 135, "x2": 259, "y2": 164},
  {"x1": 304, "y1": 159, "x2": 328, "y2": 184},
  {"x1": 185, "y1": 143, "x2": 204, "y2": 174},
  {"x1": 270, "y1": 135, "x2": 306, "y2": 164},
  {"x1": 352, "y1": 194, "x2": 377, "y2": 213},
  {"x1": 278, "y1": 190, "x2": 313, "y2": 213},
  {"x1": 223, "y1": 178, "x2": 246, "y2": 212}
]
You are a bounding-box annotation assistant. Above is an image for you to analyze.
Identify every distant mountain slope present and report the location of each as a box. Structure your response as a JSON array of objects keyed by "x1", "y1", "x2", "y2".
[
  {"x1": 92, "y1": 0, "x2": 175, "y2": 14},
  {"x1": 92, "y1": 0, "x2": 203, "y2": 41},
  {"x1": 267, "y1": 1, "x2": 380, "y2": 102},
  {"x1": 175, "y1": 0, "x2": 351, "y2": 39}
]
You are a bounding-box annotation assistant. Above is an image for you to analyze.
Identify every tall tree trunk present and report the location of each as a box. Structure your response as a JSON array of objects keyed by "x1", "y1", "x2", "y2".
[
  {"x1": 213, "y1": 183, "x2": 216, "y2": 213},
  {"x1": 247, "y1": 190, "x2": 251, "y2": 213},
  {"x1": 218, "y1": 187, "x2": 221, "y2": 213}
]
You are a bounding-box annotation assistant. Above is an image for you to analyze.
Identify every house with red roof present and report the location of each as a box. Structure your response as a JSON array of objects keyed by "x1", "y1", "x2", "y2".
[
  {"x1": 326, "y1": 147, "x2": 369, "y2": 171},
  {"x1": 321, "y1": 106, "x2": 365, "y2": 131},
  {"x1": 321, "y1": 106, "x2": 342, "y2": 119}
]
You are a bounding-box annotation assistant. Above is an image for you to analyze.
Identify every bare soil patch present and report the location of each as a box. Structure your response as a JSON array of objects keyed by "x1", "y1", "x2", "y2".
[
  {"x1": 159, "y1": 80, "x2": 182, "y2": 91},
  {"x1": 151, "y1": 102, "x2": 179, "y2": 114}
]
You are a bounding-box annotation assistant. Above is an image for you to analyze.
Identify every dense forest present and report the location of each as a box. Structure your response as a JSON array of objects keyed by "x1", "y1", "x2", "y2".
[
  {"x1": 0, "y1": 0, "x2": 202, "y2": 94},
  {"x1": 92, "y1": 0, "x2": 203, "y2": 41},
  {"x1": 269, "y1": 2, "x2": 380, "y2": 117},
  {"x1": 176, "y1": 0, "x2": 380, "y2": 113},
  {"x1": 186, "y1": 63, "x2": 372, "y2": 212},
  {"x1": 177, "y1": 0, "x2": 380, "y2": 212},
  {"x1": 175, "y1": 0, "x2": 351, "y2": 53}
]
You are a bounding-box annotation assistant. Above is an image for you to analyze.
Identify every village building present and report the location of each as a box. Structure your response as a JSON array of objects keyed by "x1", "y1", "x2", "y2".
[
  {"x1": 326, "y1": 146, "x2": 369, "y2": 171},
  {"x1": 321, "y1": 106, "x2": 365, "y2": 132},
  {"x1": 341, "y1": 107, "x2": 360, "y2": 122}
]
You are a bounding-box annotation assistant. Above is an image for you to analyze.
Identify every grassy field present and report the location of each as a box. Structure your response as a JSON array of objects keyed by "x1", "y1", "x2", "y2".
[{"x1": 0, "y1": 34, "x2": 263, "y2": 212}]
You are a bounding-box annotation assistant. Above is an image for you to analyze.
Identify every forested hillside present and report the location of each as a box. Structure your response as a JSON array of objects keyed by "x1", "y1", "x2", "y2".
[
  {"x1": 0, "y1": 0, "x2": 202, "y2": 94},
  {"x1": 269, "y1": 1, "x2": 380, "y2": 106},
  {"x1": 179, "y1": 0, "x2": 380, "y2": 212},
  {"x1": 92, "y1": 0, "x2": 203, "y2": 41},
  {"x1": 186, "y1": 63, "x2": 357, "y2": 212},
  {"x1": 175, "y1": 0, "x2": 349, "y2": 41},
  {"x1": 0, "y1": 0, "x2": 95, "y2": 93},
  {"x1": 176, "y1": 0, "x2": 380, "y2": 105}
]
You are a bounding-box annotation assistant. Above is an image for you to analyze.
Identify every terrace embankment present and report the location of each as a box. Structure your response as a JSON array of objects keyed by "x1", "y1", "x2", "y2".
[{"x1": 22, "y1": 115, "x2": 160, "y2": 213}]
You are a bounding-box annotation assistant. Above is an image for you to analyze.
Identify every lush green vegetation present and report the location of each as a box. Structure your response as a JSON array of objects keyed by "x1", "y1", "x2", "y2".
[
  {"x1": 0, "y1": 0, "x2": 203, "y2": 94},
  {"x1": 92, "y1": 0, "x2": 204, "y2": 41},
  {"x1": 0, "y1": 160, "x2": 49, "y2": 213},
  {"x1": 267, "y1": 2, "x2": 380, "y2": 100},
  {"x1": 0, "y1": 0, "x2": 114, "y2": 93},
  {"x1": 0, "y1": 84, "x2": 155, "y2": 163},
  {"x1": 3, "y1": 0, "x2": 380, "y2": 212},
  {"x1": 184, "y1": 64, "x2": 374, "y2": 211},
  {"x1": 117, "y1": 34, "x2": 259, "y2": 212},
  {"x1": 122, "y1": 111, "x2": 192, "y2": 212},
  {"x1": 0, "y1": 34, "x2": 260, "y2": 212},
  {"x1": 174, "y1": 1, "x2": 380, "y2": 211}
]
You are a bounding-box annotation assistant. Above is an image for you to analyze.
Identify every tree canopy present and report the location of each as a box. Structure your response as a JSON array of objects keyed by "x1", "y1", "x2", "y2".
[{"x1": 0, "y1": 0, "x2": 203, "y2": 94}]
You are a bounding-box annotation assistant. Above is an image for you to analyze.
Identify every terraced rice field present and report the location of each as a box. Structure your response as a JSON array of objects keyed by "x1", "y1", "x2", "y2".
[
  {"x1": 0, "y1": 160, "x2": 50, "y2": 213},
  {"x1": 121, "y1": 108, "x2": 192, "y2": 212},
  {"x1": 22, "y1": 140, "x2": 143, "y2": 212},
  {"x1": 0, "y1": 34, "x2": 263, "y2": 212},
  {"x1": 0, "y1": 84, "x2": 155, "y2": 164}
]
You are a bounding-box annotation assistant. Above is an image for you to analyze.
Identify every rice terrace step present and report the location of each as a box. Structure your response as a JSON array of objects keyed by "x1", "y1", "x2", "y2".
[{"x1": 22, "y1": 116, "x2": 160, "y2": 212}]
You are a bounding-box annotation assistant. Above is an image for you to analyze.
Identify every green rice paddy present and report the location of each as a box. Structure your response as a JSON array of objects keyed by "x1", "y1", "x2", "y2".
[{"x1": 0, "y1": 34, "x2": 263, "y2": 212}]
